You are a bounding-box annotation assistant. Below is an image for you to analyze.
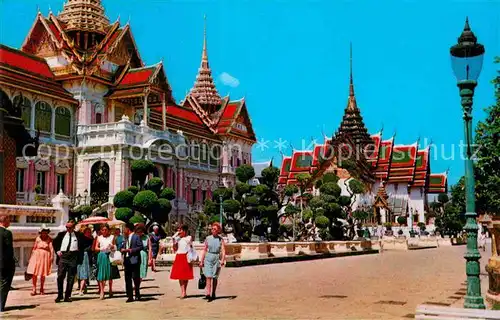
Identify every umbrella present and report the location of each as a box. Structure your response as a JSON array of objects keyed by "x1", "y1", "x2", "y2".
[
  {"x1": 79, "y1": 216, "x2": 110, "y2": 225},
  {"x1": 108, "y1": 219, "x2": 125, "y2": 227}
]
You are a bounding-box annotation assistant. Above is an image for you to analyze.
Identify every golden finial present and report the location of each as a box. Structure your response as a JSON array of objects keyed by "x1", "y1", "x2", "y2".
[{"x1": 202, "y1": 14, "x2": 208, "y2": 63}]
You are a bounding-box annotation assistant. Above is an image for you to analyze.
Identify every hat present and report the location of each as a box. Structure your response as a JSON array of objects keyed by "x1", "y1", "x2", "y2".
[{"x1": 39, "y1": 224, "x2": 50, "y2": 233}]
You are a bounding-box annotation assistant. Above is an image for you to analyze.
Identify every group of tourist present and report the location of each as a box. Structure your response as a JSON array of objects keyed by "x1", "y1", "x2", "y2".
[{"x1": 0, "y1": 215, "x2": 227, "y2": 312}]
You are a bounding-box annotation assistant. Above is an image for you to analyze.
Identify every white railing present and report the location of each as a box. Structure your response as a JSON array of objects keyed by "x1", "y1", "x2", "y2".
[
  {"x1": 222, "y1": 165, "x2": 236, "y2": 174},
  {"x1": 186, "y1": 161, "x2": 219, "y2": 172},
  {"x1": 77, "y1": 116, "x2": 185, "y2": 148}
]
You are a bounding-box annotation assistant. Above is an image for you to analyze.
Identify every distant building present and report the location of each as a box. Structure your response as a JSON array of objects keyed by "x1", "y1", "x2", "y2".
[
  {"x1": 277, "y1": 50, "x2": 447, "y2": 226},
  {"x1": 251, "y1": 160, "x2": 272, "y2": 185}
]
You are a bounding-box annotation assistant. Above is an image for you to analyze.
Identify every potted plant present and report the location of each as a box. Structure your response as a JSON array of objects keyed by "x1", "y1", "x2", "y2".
[
  {"x1": 417, "y1": 222, "x2": 426, "y2": 235},
  {"x1": 384, "y1": 222, "x2": 393, "y2": 236}
]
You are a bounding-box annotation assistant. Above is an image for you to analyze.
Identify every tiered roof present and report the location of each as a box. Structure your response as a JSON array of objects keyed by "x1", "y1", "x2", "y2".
[
  {"x1": 188, "y1": 16, "x2": 222, "y2": 112},
  {"x1": 278, "y1": 46, "x2": 447, "y2": 194},
  {"x1": 0, "y1": 45, "x2": 77, "y2": 104},
  {"x1": 58, "y1": 0, "x2": 110, "y2": 35}
]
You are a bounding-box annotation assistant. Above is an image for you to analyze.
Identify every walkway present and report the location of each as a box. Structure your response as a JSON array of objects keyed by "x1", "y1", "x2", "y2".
[{"x1": 3, "y1": 243, "x2": 491, "y2": 319}]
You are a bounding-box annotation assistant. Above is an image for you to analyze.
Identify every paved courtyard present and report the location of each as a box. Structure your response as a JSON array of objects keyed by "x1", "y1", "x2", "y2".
[{"x1": 3, "y1": 244, "x2": 492, "y2": 319}]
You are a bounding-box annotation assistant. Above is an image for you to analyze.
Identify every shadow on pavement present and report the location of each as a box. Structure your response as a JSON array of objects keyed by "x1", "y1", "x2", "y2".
[
  {"x1": 213, "y1": 295, "x2": 237, "y2": 301},
  {"x1": 3, "y1": 304, "x2": 38, "y2": 312}
]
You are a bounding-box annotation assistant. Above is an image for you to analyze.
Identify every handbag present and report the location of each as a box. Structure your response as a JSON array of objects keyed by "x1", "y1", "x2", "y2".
[
  {"x1": 24, "y1": 271, "x2": 33, "y2": 281},
  {"x1": 198, "y1": 269, "x2": 207, "y2": 290},
  {"x1": 109, "y1": 250, "x2": 123, "y2": 266},
  {"x1": 187, "y1": 246, "x2": 199, "y2": 264}
]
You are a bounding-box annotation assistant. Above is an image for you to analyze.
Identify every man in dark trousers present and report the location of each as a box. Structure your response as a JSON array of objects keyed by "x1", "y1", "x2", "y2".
[
  {"x1": 0, "y1": 215, "x2": 15, "y2": 312},
  {"x1": 53, "y1": 220, "x2": 84, "y2": 303},
  {"x1": 120, "y1": 223, "x2": 144, "y2": 302}
]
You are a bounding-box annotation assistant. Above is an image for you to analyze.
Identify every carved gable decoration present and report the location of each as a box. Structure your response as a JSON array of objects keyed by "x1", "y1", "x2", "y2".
[
  {"x1": 35, "y1": 32, "x2": 58, "y2": 57},
  {"x1": 35, "y1": 158, "x2": 50, "y2": 171},
  {"x1": 16, "y1": 157, "x2": 29, "y2": 169},
  {"x1": 55, "y1": 159, "x2": 70, "y2": 174}
]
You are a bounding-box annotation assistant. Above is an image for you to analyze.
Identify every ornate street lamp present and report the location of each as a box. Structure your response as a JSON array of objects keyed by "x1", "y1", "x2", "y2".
[{"x1": 450, "y1": 17, "x2": 485, "y2": 310}]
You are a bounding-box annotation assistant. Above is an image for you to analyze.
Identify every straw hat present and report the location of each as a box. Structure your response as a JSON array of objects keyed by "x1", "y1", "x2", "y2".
[{"x1": 39, "y1": 224, "x2": 50, "y2": 233}]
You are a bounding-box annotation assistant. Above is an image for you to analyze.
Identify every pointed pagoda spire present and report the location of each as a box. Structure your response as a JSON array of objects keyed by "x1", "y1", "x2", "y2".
[
  {"x1": 336, "y1": 43, "x2": 373, "y2": 147},
  {"x1": 189, "y1": 15, "x2": 222, "y2": 112},
  {"x1": 58, "y1": 0, "x2": 110, "y2": 35}
]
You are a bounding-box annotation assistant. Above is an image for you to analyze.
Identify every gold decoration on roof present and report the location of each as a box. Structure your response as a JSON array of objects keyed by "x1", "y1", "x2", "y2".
[
  {"x1": 58, "y1": 0, "x2": 110, "y2": 35},
  {"x1": 189, "y1": 15, "x2": 222, "y2": 109}
]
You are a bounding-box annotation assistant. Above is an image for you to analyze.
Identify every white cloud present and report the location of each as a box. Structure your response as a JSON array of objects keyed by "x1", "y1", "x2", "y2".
[{"x1": 219, "y1": 72, "x2": 240, "y2": 88}]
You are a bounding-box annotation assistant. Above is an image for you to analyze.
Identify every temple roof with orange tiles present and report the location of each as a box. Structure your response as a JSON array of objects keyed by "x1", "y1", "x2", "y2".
[
  {"x1": 7, "y1": 0, "x2": 256, "y2": 144},
  {"x1": 278, "y1": 48, "x2": 447, "y2": 194}
]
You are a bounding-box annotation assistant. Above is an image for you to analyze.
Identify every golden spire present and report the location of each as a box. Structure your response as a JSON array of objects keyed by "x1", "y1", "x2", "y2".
[
  {"x1": 58, "y1": 0, "x2": 110, "y2": 35},
  {"x1": 349, "y1": 42, "x2": 354, "y2": 97},
  {"x1": 189, "y1": 15, "x2": 222, "y2": 110}
]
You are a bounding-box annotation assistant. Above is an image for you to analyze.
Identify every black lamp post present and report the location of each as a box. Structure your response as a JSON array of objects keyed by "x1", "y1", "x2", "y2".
[{"x1": 450, "y1": 17, "x2": 485, "y2": 310}]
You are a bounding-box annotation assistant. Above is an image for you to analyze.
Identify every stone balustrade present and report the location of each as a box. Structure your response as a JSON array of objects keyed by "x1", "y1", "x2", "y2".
[
  {"x1": 77, "y1": 117, "x2": 185, "y2": 149},
  {"x1": 0, "y1": 192, "x2": 70, "y2": 271}
]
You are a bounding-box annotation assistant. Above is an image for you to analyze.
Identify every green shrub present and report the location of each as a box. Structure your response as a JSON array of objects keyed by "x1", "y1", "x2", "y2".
[
  {"x1": 145, "y1": 177, "x2": 164, "y2": 195},
  {"x1": 417, "y1": 222, "x2": 426, "y2": 231},
  {"x1": 209, "y1": 214, "x2": 225, "y2": 224},
  {"x1": 115, "y1": 207, "x2": 134, "y2": 222},
  {"x1": 397, "y1": 216, "x2": 407, "y2": 226},
  {"x1": 159, "y1": 187, "x2": 176, "y2": 200},
  {"x1": 213, "y1": 187, "x2": 233, "y2": 201},
  {"x1": 253, "y1": 184, "x2": 269, "y2": 195},
  {"x1": 222, "y1": 199, "x2": 241, "y2": 213},
  {"x1": 302, "y1": 208, "x2": 313, "y2": 222},
  {"x1": 315, "y1": 215, "x2": 330, "y2": 229},
  {"x1": 283, "y1": 184, "x2": 299, "y2": 196},
  {"x1": 236, "y1": 182, "x2": 251, "y2": 195},
  {"x1": 384, "y1": 222, "x2": 392, "y2": 229},
  {"x1": 129, "y1": 214, "x2": 146, "y2": 224},
  {"x1": 113, "y1": 190, "x2": 135, "y2": 208},
  {"x1": 130, "y1": 160, "x2": 155, "y2": 186},
  {"x1": 133, "y1": 190, "x2": 158, "y2": 214},
  {"x1": 352, "y1": 210, "x2": 369, "y2": 221},
  {"x1": 244, "y1": 195, "x2": 259, "y2": 206},
  {"x1": 320, "y1": 182, "x2": 341, "y2": 198},
  {"x1": 235, "y1": 164, "x2": 255, "y2": 182},
  {"x1": 127, "y1": 186, "x2": 139, "y2": 195},
  {"x1": 79, "y1": 205, "x2": 93, "y2": 217},
  {"x1": 152, "y1": 198, "x2": 171, "y2": 224},
  {"x1": 322, "y1": 172, "x2": 339, "y2": 184},
  {"x1": 338, "y1": 196, "x2": 352, "y2": 207}
]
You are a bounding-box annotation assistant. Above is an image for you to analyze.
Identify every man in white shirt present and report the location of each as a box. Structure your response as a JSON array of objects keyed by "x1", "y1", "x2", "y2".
[{"x1": 53, "y1": 220, "x2": 84, "y2": 303}]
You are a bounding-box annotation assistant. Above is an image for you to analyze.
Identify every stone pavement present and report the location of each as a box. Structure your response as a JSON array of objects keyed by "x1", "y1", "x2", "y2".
[{"x1": 2, "y1": 243, "x2": 492, "y2": 319}]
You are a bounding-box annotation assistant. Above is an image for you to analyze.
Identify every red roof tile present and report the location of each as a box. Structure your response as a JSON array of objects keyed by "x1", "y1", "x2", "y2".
[
  {"x1": 119, "y1": 68, "x2": 154, "y2": 86},
  {"x1": 0, "y1": 45, "x2": 53, "y2": 78},
  {"x1": 164, "y1": 105, "x2": 203, "y2": 125},
  {"x1": 45, "y1": 19, "x2": 63, "y2": 43}
]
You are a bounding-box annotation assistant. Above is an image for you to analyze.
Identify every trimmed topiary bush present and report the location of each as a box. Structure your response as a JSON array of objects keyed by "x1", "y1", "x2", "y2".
[
  {"x1": 152, "y1": 198, "x2": 171, "y2": 224},
  {"x1": 236, "y1": 182, "x2": 251, "y2": 195},
  {"x1": 315, "y1": 215, "x2": 330, "y2": 229},
  {"x1": 79, "y1": 205, "x2": 93, "y2": 217},
  {"x1": 235, "y1": 164, "x2": 255, "y2": 182},
  {"x1": 397, "y1": 216, "x2": 407, "y2": 226},
  {"x1": 127, "y1": 186, "x2": 139, "y2": 195},
  {"x1": 320, "y1": 182, "x2": 341, "y2": 198},
  {"x1": 302, "y1": 208, "x2": 313, "y2": 222},
  {"x1": 145, "y1": 177, "x2": 164, "y2": 195},
  {"x1": 113, "y1": 190, "x2": 135, "y2": 208},
  {"x1": 115, "y1": 207, "x2": 134, "y2": 222},
  {"x1": 159, "y1": 187, "x2": 176, "y2": 200},
  {"x1": 133, "y1": 190, "x2": 158, "y2": 214},
  {"x1": 129, "y1": 213, "x2": 146, "y2": 224},
  {"x1": 131, "y1": 159, "x2": 155, "y2": 186},
  {"x1": 222, "y1": 199, "x2": 241, "y2": 214}
]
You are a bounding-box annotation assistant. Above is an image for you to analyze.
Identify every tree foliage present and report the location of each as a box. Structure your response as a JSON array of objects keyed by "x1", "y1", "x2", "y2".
[
  {"x1": 113, "y1": 190, "x2": 135, "y2": 208},
  {"x1": 115, "y1": 207, "x2": 134, "y2": 222},
  {"x1": 474, "y1": 56, "x2": 500, "y2": 216},
  {"x1": 235, "y1": 164, "x2": 255, "y2": 182},
  {"x1": 130, "y1": 160, "x2": 155, "y2": 187}
]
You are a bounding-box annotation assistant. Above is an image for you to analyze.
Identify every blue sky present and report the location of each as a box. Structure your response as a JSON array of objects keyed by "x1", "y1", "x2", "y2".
[{"x1": 1, "y1": 0, "x2": 499, "y2": 186}]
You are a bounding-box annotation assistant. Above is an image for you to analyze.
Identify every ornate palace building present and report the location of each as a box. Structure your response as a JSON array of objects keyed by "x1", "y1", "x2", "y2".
[
  {"x1": 0, "y1": 0, "x2": 256, "y2": 219},
  {"x1": 278, "y1": 52, "x2": 447, "y2": 226}
]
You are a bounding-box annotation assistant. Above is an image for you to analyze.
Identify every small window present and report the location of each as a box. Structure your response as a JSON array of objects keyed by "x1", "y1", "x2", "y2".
[
  {"x1": 202, "y1": 190, "x2": 207, "y2": 202},
  {"x1": 191, "y1": 189, "x2": 197, "y2": 204},
  {"x1": 14, "y1": 95, "x2": 31, "y2": 127},
  {"x1": 16, "y1": 169, "x2": 25, "y2": 192},
  {"x1": 35, "y1": 101, "x2": 52, "y2": 133},
  {"x1": 56, "y1": 174, "x2": 65, "y2": 193},
  {"x1": 55, "y1": 107, "x2": 71, "y2": 136},
  {"x1": 36, "y1": 171, "x2": 46, "y2": 194}
]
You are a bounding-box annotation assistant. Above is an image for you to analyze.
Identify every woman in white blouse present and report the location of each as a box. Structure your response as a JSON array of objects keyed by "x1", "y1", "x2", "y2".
[
  {"x1": 95, "y1": 224, "x2": 116, "y2": 300},
  {"x1": 169, "y1": 225, "x2": 194, "y2": 299}
]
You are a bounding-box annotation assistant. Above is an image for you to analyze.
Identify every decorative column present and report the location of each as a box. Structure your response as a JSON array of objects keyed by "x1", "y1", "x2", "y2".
[
  {"x1": 67, "y1": 167, "x2": 73, "y2": 195},
  {"x1": 162, "y1": 93, "x2": 166, "y2": 130},
  {"x1": 110, "y1": 100, "x2": 115, "y2": 123},
  {"x1": 143, "y1": 93, "x2": 149, "y2": 127},
  {"x1": 50, "y1": 108, "x2": 55, "y2": 140},
  {"x1": 461, "y1": 80, "x2": 485, "y2": 309},
  {"x1": 28, "y1": 160, "x2": 35, "y2": 191}
]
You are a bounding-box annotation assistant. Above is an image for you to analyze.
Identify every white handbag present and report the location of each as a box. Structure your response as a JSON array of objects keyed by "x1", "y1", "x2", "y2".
[
  {"x1": 109, "y1": 250, "x2": 123, "y2": 266},
  {"x1": 187, "y1": 246, "x2": 198, "y2": 264}
]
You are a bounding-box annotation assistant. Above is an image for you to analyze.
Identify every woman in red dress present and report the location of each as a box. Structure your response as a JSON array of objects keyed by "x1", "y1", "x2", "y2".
[
  {"x1": 169, "y1": 224, "x2": 194, "y2": 298},
  {"x1": 26, "y1": 225, "x2": 53, "y2": 295}
]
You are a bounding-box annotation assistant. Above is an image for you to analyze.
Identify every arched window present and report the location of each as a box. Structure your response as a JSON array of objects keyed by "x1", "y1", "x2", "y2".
[
  {"x1": 13, "y1": 95, "x2": 31, "y2": 127},
  {"x1": 201, "y1": 143, "x2": 209, "y2": 163},
  {"x1": 35, "y1": 101, "x2": 52, "y2": 133},
  {"x1": 210, "y1": 145, "x2": 220, "y2": 166},
  {"x1": 55, "y1": 107, "x2": 71, "y2": 136},
  {"x1": 94, "y1": 104, "x2": 104, "y2": 124}
]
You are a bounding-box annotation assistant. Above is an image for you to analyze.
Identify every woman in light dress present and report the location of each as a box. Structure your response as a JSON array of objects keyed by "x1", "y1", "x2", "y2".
[
  {"x1": 95, "y1": 224, "x2": 117, "y2": 299},
  {"x1": 26, "y1": 225, "x2": 53, "y2": 295},
  {"x1": 169, "y1": 224, "x2": 194, "y2": 299},
  {"x1": 134, "y1": 224, "x2": 151, "y2": 279},
  {"x1": 199, "y1": 222, "x2": 226, "y2": 301}
]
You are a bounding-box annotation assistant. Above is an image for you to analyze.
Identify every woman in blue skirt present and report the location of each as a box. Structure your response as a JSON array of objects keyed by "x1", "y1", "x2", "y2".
[
  {"x1": 95, "y1": 224, "x2": 117, "y2": 300},
  {"x1": 76, "y1": 228, "x2": 94, "y2": 295},
  {"x1": 199, "y1": 222, "x2": 226, "y2": 301},
  {"x1": 135, "y1": 224, "x2": 151, "y2": 279}
]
